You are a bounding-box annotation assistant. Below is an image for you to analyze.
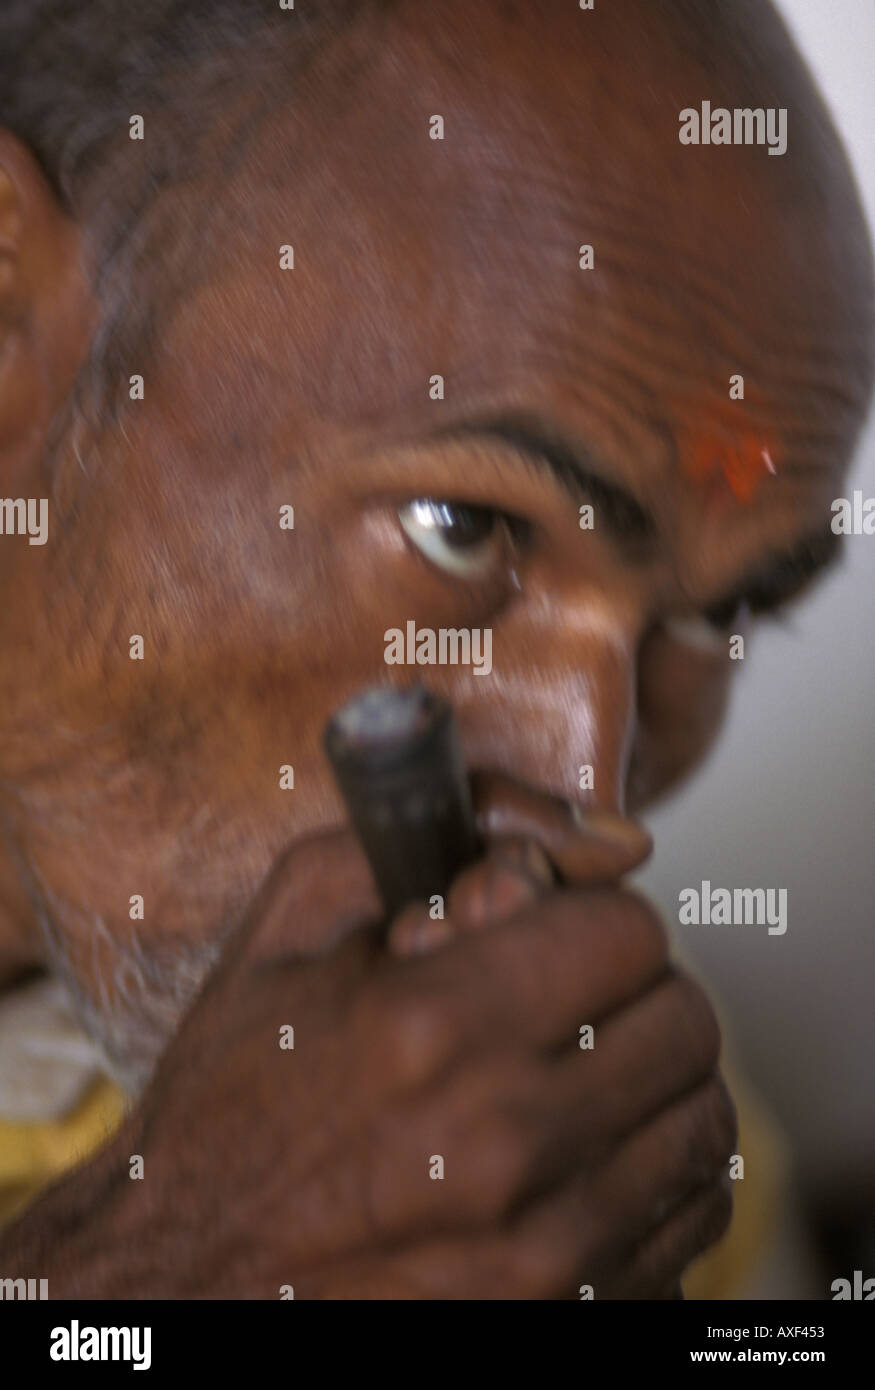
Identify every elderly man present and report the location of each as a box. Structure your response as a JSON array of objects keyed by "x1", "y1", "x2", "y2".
[{"x1": 0, "y1": 0, "x2": 870, "y2": 1298}]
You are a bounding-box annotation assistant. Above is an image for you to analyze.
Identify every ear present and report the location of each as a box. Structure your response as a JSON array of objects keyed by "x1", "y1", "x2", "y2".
[{"x1": 0, "y1": 130, "x2": 96, "y2": 484}]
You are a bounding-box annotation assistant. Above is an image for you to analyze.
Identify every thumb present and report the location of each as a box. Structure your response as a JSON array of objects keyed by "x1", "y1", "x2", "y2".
[{"x1": 233, "y1": 826, "x2": 384, "y2": 969}]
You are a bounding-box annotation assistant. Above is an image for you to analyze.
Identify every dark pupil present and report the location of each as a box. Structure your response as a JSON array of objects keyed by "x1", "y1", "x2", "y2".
[{"x1": 430, "y1": 502, "x2": 494, "y2": 549}]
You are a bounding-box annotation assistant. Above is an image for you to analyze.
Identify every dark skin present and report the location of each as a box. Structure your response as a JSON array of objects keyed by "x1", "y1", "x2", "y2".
[{"x1": 0, "y1": 0, "x2": 871, "y2": 1296}]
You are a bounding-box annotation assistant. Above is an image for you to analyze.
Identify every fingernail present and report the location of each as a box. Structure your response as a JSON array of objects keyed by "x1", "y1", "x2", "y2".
[
  {"x1": 570, "y1": 806, "x2": 653, "y2": 856},
  {"x1": 491, "y1": 837, "x2": 555, "y2": 886},
  {"x1": 406, "y1": 917, "x2": 454, "y2": 956}
]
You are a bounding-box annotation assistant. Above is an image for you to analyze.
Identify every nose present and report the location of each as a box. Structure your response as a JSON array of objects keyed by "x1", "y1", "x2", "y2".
[
  {"x1": 455, "y1": 582, "x2": 651, "y2": 881},
  {"x1": 459, "y1": 590, "x2": 640, "y2": 815}
]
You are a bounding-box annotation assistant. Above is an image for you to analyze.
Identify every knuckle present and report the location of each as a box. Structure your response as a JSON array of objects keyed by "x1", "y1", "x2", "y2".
[
  {"x1": 688, "y1": 1076, "x2": 738, "y2": 1175},
  {"x1": 671, "y1": 972, "x2": 723, "y2": 1073},
  {"x1": 384, "y1": 990, "x2": 456, "y2": 1087}
]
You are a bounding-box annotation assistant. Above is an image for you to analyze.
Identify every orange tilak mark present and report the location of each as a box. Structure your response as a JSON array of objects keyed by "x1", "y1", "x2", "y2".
[{"x1": 680, "y1": 427, "x2": 780, "y2": 503}]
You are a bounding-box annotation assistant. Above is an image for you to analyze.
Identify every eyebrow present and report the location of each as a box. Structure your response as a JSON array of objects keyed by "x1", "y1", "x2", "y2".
[
  {"x1": 426, "y1": 411, "x2": 658, "y2": 554},
  {"x1": 421, "y1": 411, "x2": 842, "y2": 613}
]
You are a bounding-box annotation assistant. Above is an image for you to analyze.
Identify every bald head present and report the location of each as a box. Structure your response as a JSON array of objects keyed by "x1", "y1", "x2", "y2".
[{"x1": 0, "y1": 0, "x2": 871, "y2": 433}]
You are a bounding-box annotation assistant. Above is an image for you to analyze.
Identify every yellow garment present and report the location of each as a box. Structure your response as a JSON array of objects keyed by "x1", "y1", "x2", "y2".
[
  {"x1": 0, "y1": 1075, "x2": 127, "y2": 1230},
  {"x1": 0, "y1": 1066, "x2": 782, "y2": 1297}
]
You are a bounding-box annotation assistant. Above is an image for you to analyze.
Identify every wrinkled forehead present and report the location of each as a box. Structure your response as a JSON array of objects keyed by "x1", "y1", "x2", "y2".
[{"x1": 143, "y1": 3, "x2": 864, "y2": 472}]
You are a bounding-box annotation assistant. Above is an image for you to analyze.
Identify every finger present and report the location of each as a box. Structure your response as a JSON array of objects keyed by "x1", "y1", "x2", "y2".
[
  {"x1": 500, "y1": 968, "x2": 725, "y2": 1198},
  {"x1": 362, "y1": 969, "x2": 721, "y2": 1238},
  {"x1": 240, "y1": 826, "x2": 384, "y2": 963},
  {"x1": 381, "y1": 884, "x2": 670, "y2": 1057},
  {"x1": 487, "y1": 1075, "x2": 736, "y2": 1298},
  {"x1": 388, "y1": 838, "x2": 554, "y2": 959},
  {"x1": 296, "y1": 1075, "x2": 733, "y2": 1300},
  {"x1": 608, "y1": 1177, "x2": 734, "y2": 1298},
  {"x1": 296, "y1": 1160, "x2": 731, "y2": 1301},
  {"x1": 471, "y1": 770, "x2": 652, "y2": 885},
  {"x1": 587, "y1": 1073, "x2": 737, "y2": 1254},
  {"x1": 542, "y1": 967, "x2": 724, "y2": 1153},
  {"x1": 551, "y1": 808, "x2": 653, "y2": 886},
  {"x1": 447, "y1": 837, "x2": 554, "y2": 929}
]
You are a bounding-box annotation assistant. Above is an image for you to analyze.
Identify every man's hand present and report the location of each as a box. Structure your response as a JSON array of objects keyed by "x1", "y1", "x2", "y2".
[{"x1": 0, "y1": 793, "x2": 734, "y2": 1299}]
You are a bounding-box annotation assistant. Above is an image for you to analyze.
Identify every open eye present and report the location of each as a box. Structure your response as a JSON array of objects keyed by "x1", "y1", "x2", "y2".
[{"x1": 398, "y1": 499, "x2": 524, "y2": 580}]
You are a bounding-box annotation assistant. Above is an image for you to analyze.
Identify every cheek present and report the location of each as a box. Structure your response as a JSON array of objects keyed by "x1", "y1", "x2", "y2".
[{"x1": 627, "y1": 624, "x2": 735, "y2": 809}]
